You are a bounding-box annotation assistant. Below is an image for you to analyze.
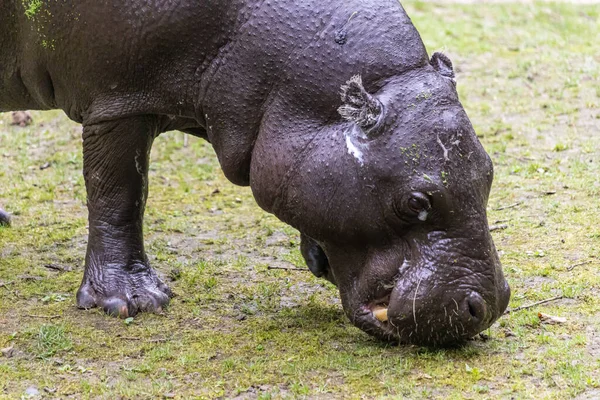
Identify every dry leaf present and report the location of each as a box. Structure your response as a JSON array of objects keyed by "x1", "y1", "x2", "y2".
[
  {"x1": 1, "y1": 346, "x2": 14, "y2": 358},
  {"x1": 538, "y1": 312, "x2": 567, "y2": 324}
]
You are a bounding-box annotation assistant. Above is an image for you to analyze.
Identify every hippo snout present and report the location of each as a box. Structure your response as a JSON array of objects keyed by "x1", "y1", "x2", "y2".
[
  {"x1": 361, "y1": 293, "x2": 489, "y2": 346},
  {"x1": 365, "y1": 277, "x2": 511, "y2": 346},
  {"x1": 343, "y1": 253, "x2": 512, "y2": 346}
]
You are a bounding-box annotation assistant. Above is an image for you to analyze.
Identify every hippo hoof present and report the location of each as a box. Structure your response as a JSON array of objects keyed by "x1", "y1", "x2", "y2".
[
  {"x1": 76, "y1": 264, "x2": 173, "y2": 318},
  {"x1": 0, "y1": 209, "x2": 11, "y2": 227}
]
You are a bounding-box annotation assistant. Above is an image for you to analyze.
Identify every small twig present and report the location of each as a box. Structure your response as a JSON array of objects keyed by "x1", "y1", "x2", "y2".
[
  {"x1": 18, "y1": 275, "x2": 43, "y2": 282},
  {"x1": 43, "y1": 264, "x2": 72, "y2": 272},
  {"x1": 0, "y1": 281, "x2": 15, "y2": 288},
  {"x1": 502, "y1": 153, "x2": 535, "y2": 162},
  {"x1": 495, "y1": 201, "x2": 522, "y2": 211},
  {"x1": 118, "y1": 336, "x2": 168, "y2": 343},
  {"x1": 567, "y1": 260, "x2": 591, "y2": 271},
  {"x1": 504, "y1": 295, "x2": 564, "y2": 314},
  {"x1": 25, "y1": 314, "x2": 61, "y2": 319},
  {"x1": 489, "y1": 223, "x2": 508, "y2": 232},
  {"x1": 267, "y1": 265, "x2": 309, "y2": 272}
]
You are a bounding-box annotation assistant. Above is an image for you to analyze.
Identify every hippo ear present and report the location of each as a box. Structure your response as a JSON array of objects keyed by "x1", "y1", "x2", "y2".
[
  {"x1": 338, "y1": 75, "x2": 382, "y2": 131},
  {"x1": 430, "y1": 52, "x2": 456, "y2": 82}
]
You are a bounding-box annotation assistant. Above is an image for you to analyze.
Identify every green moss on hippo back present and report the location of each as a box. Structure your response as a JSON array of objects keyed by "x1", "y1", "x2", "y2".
[
  {"x1": 400, "y1": 143, "x2": 422, "y2": 165},
  {"x1": 416, "y1": 90, "x2": 433, "y2": 101},
  {"x1": 21, "y1": 0, "x2": 58, "y2": 50},
  {"x1": 23, "y1": 0, "x2": 42, "y2": 19},
  {"x1": 441, "y1": 171, "x2": 449, "y2": 186},
  {"x1": 41, "y1": 38, "x2": 56, "y2": 50}
]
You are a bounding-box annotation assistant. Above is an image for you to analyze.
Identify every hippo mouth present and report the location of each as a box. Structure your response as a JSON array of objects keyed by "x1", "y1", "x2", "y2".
[
  {"x1": 351, "y1": 293, "x2": 399, "y2": 342},
  {"x1": 368, "y1": 290, "x2": 392, "y2": 323}
]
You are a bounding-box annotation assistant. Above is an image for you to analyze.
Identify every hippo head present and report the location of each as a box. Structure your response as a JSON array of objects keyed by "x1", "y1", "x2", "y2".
[{"x1": 251, "y1": 53, "x2": 510, "y2": 346}]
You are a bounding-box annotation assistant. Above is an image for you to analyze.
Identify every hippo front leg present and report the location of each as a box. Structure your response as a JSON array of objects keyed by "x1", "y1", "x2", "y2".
[{"x1": 76, "y1": 116, "x2": 172, "y2": 318}]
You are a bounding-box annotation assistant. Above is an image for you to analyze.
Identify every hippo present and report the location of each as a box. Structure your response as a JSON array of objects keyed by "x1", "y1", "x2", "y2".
[{"x1": 0, "y1": 0, "x2": 510, "y2": 346}]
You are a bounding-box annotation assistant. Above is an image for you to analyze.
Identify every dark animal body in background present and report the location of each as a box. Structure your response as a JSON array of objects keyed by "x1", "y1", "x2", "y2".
[
  {"x1": 0, "y1": 209, "x2": 10, "y2": 227},
  {"x1": 0, "y1": 0, "x2": 510, "y2": 346}
]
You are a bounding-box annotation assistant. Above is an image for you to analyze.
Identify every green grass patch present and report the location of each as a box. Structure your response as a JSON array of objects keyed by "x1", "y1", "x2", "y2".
[{"x1": 35, "y1": 324, "x2": 73, "y2": 359}]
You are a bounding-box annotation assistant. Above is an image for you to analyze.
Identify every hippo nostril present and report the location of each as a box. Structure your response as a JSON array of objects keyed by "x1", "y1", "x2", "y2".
[
  {"x1": 465, "y1": 293, "x2": 487, "y2": 323},
  {"x1": 468, "y1": 301, "x2": 477, "y2": 318}
]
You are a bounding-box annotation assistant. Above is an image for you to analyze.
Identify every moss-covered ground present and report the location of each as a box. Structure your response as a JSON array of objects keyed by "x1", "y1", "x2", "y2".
[{"x1": 1, "y1": 2, "x2": 599, "y2": 398}]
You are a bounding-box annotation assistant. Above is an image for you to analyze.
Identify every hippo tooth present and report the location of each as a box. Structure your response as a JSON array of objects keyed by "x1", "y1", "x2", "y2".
[{"x1": 373, "y1": 307, "x2": 388, "y2": 322}]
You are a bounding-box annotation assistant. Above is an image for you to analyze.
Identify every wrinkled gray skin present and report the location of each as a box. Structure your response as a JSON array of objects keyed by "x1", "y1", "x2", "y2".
[{"x1": 0, "y1": 0, "x2": 510, "y2": 345}]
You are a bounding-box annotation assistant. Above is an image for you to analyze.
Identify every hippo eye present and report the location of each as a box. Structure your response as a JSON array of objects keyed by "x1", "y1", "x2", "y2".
[
  {"x1": 393, "y1": 192, "x2": 433, "y2": 225},
  {"x1": 406, "y1": 193, "x2": 431, "y2": 218},
  {"x1": 407, "y1": 198, "x2": 422, "y2": 212}
]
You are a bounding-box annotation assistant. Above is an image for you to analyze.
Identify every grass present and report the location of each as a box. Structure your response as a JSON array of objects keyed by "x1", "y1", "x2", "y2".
[
  {"x1": 34, "y1": 324, "x2": 73, "y2": 359},
  {"x1": 1, "y1": 2, "x2": 600, "y2": 398}
]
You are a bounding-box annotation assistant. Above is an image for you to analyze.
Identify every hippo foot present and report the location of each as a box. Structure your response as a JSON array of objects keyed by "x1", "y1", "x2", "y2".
[
  {"x1": 0, "y1": 209, "x2": 10, "y2": 227},
  {"x1": 76, "y1": 263, "x2": 173, "y2": 318}
]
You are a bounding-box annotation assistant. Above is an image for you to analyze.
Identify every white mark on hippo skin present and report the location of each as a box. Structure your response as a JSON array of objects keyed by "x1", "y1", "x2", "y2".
[
  {"x1": 437, "y1": 134, "x2": 449, "y2": 161},
  {"x1": 134, "y1": 149, "x2": 144, "y2": 175},
  {"x1": 345, "y1": 134, "x2": 364, "y2": 165},
  {"x1": 418, "y1": 210, "x2": 428, "y2": 222},
  {"x1": 437, "y1": 132, "x2": 464, "y2": 162},
  {"x1": 205, "y1": 114, "x2": 214, "y2": 134},
  {"x1": 398, "y1": 258, "x2": 411, "y2": 275},
  {"x1": 134, "y1": 149, "x2": 147, "y2": 205},
  {"x1": 413, "y1": 276, "x2": 425, "y2": 331},
  {"x1": 344, "y1": 127, "x2": 367, "y2": 165}
]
